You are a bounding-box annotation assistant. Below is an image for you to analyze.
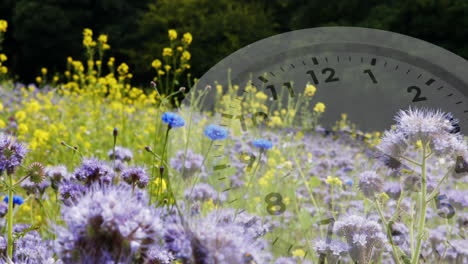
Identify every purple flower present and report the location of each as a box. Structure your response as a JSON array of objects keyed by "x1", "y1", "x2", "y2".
[
  {"x1": 184, "y1": 183, "x2": 226, "y2": 204},
  {"x1": 162, "y1": 112, "x2": 185, "y2": 128},
  {"x1": 107, "y1": 146, "x2": 133, "y2": 162},
  {"x1": 45, "y1": 165, "x2": 70, "y2": 188},
  {"x1": 20, "y1": 178, "x2": 51, "y2": 197},
  {"x1": 313, "y1": 239, "x2": 349, "y2": 264},
  {"x1": 0, "y1": 202, "x2": 7, "y2": 217},
  {"x1": 252, "y1": 139, "x2": 273, "y2": 150},
  {"x1": 169, "y1": 149, "x2": 205, "y2": 179},
  {"x1": 0, "y1": 134, "x2": 28, "y2": 175},
  {"x1": 204, "y1": 124, "x2": 228, "y2": 140},
  {"x1": 384, "y1": 182, "x2": 401, "y2": 199},
  {"x1": 73, "y1": 158, "x2": 115, "y2": 186},
  {"x1": 55, "y1": 184, "x2": 163, "y2": 263},
  {"x1": 358, "y1": 171, "x2": 383, "y2": 199},
  {"x1": 121, "y1": 166, "x2": 149, "y2": 188},
  {"x1": 58, "y1": 180, "x2": 87, "y2": 206},
  {"x1": 334, "y1": 215, "x2": 387, "y2": 264}
]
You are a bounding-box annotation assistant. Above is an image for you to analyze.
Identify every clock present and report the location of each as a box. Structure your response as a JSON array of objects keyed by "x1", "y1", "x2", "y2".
[{"x1": 180, "y1": 27, "x2": 468, "y2": 263}]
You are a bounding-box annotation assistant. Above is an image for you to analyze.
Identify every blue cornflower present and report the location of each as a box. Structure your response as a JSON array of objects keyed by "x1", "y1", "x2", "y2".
[
  {"x1": 204, "y1": 124, "x2": 228, "y2": 141},
  {"x1": 252, "y1": 139, "x2": 273, "y2": 150},
  {"x1": 3, "y1": 195, "x2": 24, "y2": 206},
  {"x1": 162, "y1": 112, "x2": 185, "y2": 128}
]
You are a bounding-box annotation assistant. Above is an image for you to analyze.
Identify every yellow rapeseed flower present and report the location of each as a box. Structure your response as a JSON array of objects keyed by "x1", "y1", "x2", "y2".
[
  {"x1": 0, "y1": 120, "x2": 6, "y2": 129},
  {"x1": 17, "y1": 123, "x2": 28, "y2": 135},
  {"x1": 0, "y1": 66, "x2": 7, "y2": 74},
  {"x1": 313, "y1": 102, "x2": 326, "y2": 113},
  {"x1": 164, "y1": 65, "x2": 171, "y2": 72},
  {"x1": 15, "y1": 111, "x2": 26, "y2": 122},
  {"x1": 325, "y1": 176, "x2": 342, "y2": 187},
  {"x1": 176, "y1": 46, "x2": 183, "y2": 52},
  {"x1": 117, "y1": 63, "x2": 129, "y2": 75},
  {"x1": 162, "y1": 48, "x2": 173, "y2": 57},
  {"x1": 181, "y1": 51, "x2": 191, "y2": 61},
  {"x1": 41, "y1": 67, "x2": 47, "y2": 75},
  {"x1": 168, "y1": 29, "x2": 178, "y2": 40},
  {"x1": 151, "y1": 59, "x2": 162, "y2": 69},
  {"x1": 304, "y1": 83, "x2": 317, "y2": 96},
  {"x1": 292, "y1": 249, "x2": 306, "y2": 258},
  {"x1": 83, "y1": 28, "x2": 93, "y2": 37},
  {"x1": 0, "y1": 20, "x2": 7, "y2": 32},
  {"x1": 98, "y1": 34, "x2": 108, "y2": 43},
  {"x1": 0, "y1": 54, "x2": 7, "y2": 62},
  {"x1": 255, "y1": 92, "x2": 268, "y2": 101},
  {"x1": 35, "y1": 76, "x2": 42, "y2": 83},
  {"x1": 0, "y1": 103, "x2": 3, "y2": 111},
  {"x1": 182, "y1": 32, "x2": 192, "y2": 44}
]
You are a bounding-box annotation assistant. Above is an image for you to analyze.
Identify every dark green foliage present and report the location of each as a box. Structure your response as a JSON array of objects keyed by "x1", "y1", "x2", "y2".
[{"x1": 0, "y1": 0, "x2": 468, "y2": 86}]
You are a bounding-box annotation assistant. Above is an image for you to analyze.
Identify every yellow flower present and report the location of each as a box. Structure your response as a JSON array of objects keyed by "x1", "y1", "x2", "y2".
[
  {"x1": 0, "y1": 20, "x2": 7, "y2": 32},
  {"x1": 416, "y1": 140, "x2": 423, "y2": 149},
  {"x1": 20, "y1": 203, "x2": 31, "y2": 213},
  {"x1": 325, "y1": 176, "x2": 342, "y2": 187},
  {"x1": 117, "y1": 63, "x2": 129, "y2": 75},
  {"x1": 83, "y1": 28, "x2": 93, "y2": 37},
  {"x1": 0, "y1": 120, "x2": 5, "y2": 129},
  {"x1": 41, "y1": 67, "x2": 47, "y2": 75},
  {"x1": 292, "y1": 249, "x2": 306, "y2": 258},
  {"x1": 204, "y1": 199, "x2": 216, "y2": 211},
  {"x1": 103, "y1": 44, "x2": 110, "y2": 50},
  {"x1": 36, "y1": 76, "x2": 42, "y2": 83},
  {"x1": 17, "y1": 123, "x2": 28, "y2": 135},
  {"x1": 313, "y1": 102, "x2": 326, "y2": 113},
  {"x1": 34, "y1": 129, "x2": 50, "y2": 144},
  {"x1": 53, "y1": 76, "x2": 59, "y2": 82},
  {"x1": 182, "y1": 63, "x2": 190, "y2": 69},
  {"x1": 378, "y1": 192, "x2": 390, "y2": 203},
  {"x1": 108, "y1": 57, "x2": 115, "y2": 67},
  {"x1": 98, "y1": 34, "x2": 108, "y2": 43},
  {"x1": 255, "y1": 92, "x2": 268, "y2": 101},
  {"x1": 153, "y1": 177, "x2": 167, "y2": 192},
  {"x1": 157, "y1": 70, "x2": 165, "y2": 75},
  {"x1": 176, "y1": 46, "x2": 183, "y2": 52},
  {"x1": 168, "y1": 29, "x2": 178, "y2": 40},
  {"x1": 304, "y1": 83, "x2": 317, "y2": 96},
  {"x1": 182, "y1": 32, "x2": 193, "y2": 44},
  {"x1": 0, "y1": 54, "x2": 7, "y2": 62},
  {"x1": 83, "y1": 35, "x2": 96, "y2": 47},
  {"x1": 162, "y1": 47, "x2": 173, "y2": 57},
  {"x1": 181, "y1": 51, "x2": 191, "y2": 61},
  {"x1": 151, "y1": 59, "x2": 162, "y2": 69},
  {"x1": 0, "y1": 66, "x2": 7, "y2": 74},
  {"x1": 15, "y1": 111, "x2": 26, "y2": 122},
  {"x1": 0, "y1": 103, "x2": 3, "y2": 111},
  {"x1": 164, "y1": 65, "x2": 171, "y2": 72}
]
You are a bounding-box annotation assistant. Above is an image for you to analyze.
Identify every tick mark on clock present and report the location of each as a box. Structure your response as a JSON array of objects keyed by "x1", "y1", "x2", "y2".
[
  {"x1": 464, "y1": 110, "x2": 468, "y2": 113},
  {"x1": 302, "y1": 61, "x2": 306, "y2": 66},
  {"x1": 370, "y1": 58, "x2": 376, "y2": 66},
  {"x1": 384, "y1": 61, "x2": 388, "y2": 67},
  {"x1": 290, "y1": 64, "x2": 295, "y2": 69},
  {"x1": 425, "y1": 78, "x2": 435, "y2": 86},
  {"x1": 361, "y1": 57, "x2": 363, "y2": 63},
  {"x1": 280, "y1": 67, "x2": 285, "y2": 72},
  {"x1": 324, "y1": 57, "x2": 328, "y2": 63},
  {"x1": 269, "y1": 72, "x2": 276, "y2": 77},
  {"x1": 417, "y1": 74, "x2": 422, "y2": 79},
  {"x1": 223, "y1": 188, "x2": 231, "y2": 192},
  {"x1": 447, "y1": 93, "x2": 453, "y2": 97},
  {"x1": 456, "y1": 101, "x2": 462, "y2": 104},
  {"x1": 406, "y1": 69, "x2": 411, "y2": 74},
  {"x1": 337, "y1": 56, "x2": 340, "y2": 62},
  {"x1": 394, "y1": 65, "x2": 399, "y2": 70},
  {"x1": 228, "y1": 198, "x2": 238, "y2": 204},
  {"x1": 258, "y1": 76, "x2": 268, "y2": 83},
  {"x1": 312, "y1": 57, "x2": 319, "y2": 65},
  {"x1": 218, "y1": 177, "x2": 226, "y2": 180},
  {"x1": 348, "y1": 56, "x2": 351, "y2": 62},
  {"x1": 287, "y1": 244, "x2": 293, "y2": 253},
  {"x1": 272, "y1": 237, "x2": 279, "y2": 245},
  {"x1": 438, "y1": 86, "x2": 444, "y2": 90}
]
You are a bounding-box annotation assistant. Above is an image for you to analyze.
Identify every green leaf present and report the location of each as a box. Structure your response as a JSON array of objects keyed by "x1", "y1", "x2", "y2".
[{"x1": 308, "y1": 176, "x2": 321, "y2": 188}]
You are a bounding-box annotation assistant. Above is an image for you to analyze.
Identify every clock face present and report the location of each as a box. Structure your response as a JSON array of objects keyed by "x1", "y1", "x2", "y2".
[{"x1": 180, "y1": 27, "x2": 468, "y2": 262}]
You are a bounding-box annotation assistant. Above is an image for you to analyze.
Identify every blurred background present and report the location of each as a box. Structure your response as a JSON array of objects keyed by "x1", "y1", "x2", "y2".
[{"x1": 1, "y1": 0, "x2": 467, "y2": 86}]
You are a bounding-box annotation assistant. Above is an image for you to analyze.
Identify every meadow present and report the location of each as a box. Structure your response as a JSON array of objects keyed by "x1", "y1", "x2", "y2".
[{"x1": 0, "y1": 20, "x2": 467, "y2": 264}]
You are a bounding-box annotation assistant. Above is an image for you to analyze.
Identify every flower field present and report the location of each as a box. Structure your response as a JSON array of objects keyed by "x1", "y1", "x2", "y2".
[{"x1": 0, "y1": 20, "x2": 467, "y2": 264}]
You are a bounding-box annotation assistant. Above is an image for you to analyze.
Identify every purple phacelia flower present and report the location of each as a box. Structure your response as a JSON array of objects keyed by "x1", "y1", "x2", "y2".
[
  {"x1": 184, "y1": 183, "x2": 226, "y2": 204},
  {"x1": 73, "y1": 158, "x2": 115, "y2": 186},
  {"x1": 55, "y1": 184, "x2": 163, "y2": 263},
  {"x1": 45, "y1": 165, "x2": 70, "y2": 190},
  {"x1": 358, "y1": 171, "x2": 383, "y2": 199},
  {"x1": 334, "y1": 215, "x2": 387, "y2": 264},
  {"x1": 20, "y1": 178, "x2": 50, "y2": 198},
  {"x1": 204, "y1": 124, "x2": 228, "y2": 141},
  {"x1": 58, "y1": 180, "x2": 87, "y2": 206},
  {"x1": 0, "y1": 202, "x2": 7, "y2": 217},
  {"x1": 121, "y1": 166, "x2": 149, "y2": 189},
  {"x1": 107, "y1": 146, "x2": 133, "y2": 162},
  {"x1": 384, "y1": 182, "x2": 401, "y2": 199},
  {"x1": 313, "y1": 239, "x2": 349, "y2": 264},
  {"x1": 170, "y1": 149, "x2": 204, "y2": 179},
  {"x1": 162, "y1": 112, "x2": 185, "y2": 128},
  {"x1": 0, "y1": 134, "x2": 28, "y2": 175}
]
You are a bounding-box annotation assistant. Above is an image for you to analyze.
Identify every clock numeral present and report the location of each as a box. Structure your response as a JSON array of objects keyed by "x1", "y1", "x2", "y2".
[
  {"x1": 364, "y1": 69, "x2": 378, "y2": 84},
  {"x1": 265, "y1": 192, "x2": 286, "y2": 215},
  {"x1": 283, "y1": 82, "x2": 295, "y2": 97},
  {"x1": 435, "y1": 194, "x2": 455, "y2": 219},
  {"x1": 306, "y1": 68, "x2": 339, "y2": 85},
  {"x1": 317, "y1": 217, "x2": 335, "y2": 264},
  {"x1": 407, "y1": 86, "x2": 427, "y2": 102},
  {"x1": 265, "y1": 85, "x2": 278, "y2": 100}
]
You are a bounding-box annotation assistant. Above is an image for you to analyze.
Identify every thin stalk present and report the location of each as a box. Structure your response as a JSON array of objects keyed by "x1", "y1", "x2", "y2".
[
  {"x1": 411, "y1": 143, "x2": 427, "y2": 264},
  {"x1": 7, "y1": 173, "x2": 14, "y2": 259},
  {"x1": 375, "y1": 200, "x2": 403, "y2": 264}
]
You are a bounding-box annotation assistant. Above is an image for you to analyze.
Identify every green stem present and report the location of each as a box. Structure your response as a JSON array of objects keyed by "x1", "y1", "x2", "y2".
[
  {"x1": 375, "y1": 200, "x2": 403, "y2": 264},
  {"x1": 7, "y1": 173, "x2": 14, "y2": 259},
  {"x1": 411, "y1": 143, "x2": 427, "y2": 264}
]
